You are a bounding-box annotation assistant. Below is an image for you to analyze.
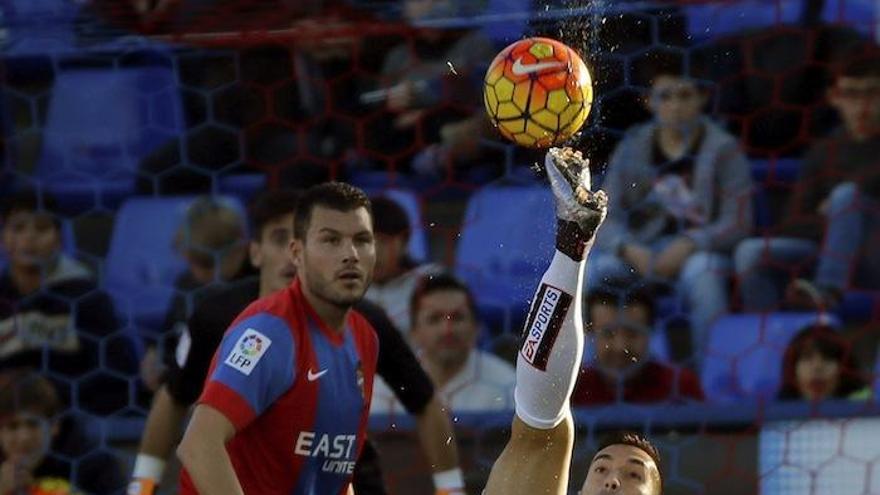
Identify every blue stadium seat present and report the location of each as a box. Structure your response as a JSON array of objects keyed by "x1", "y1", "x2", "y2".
[
  {"x1": 683, "y1": 1, "x2": 800, "y2": 41},
  {"x1": 702, "y1": 312, "x2": 840, "y2": 402},
  {"x1": 821, "y1": 0, "x2": 876, "y2": 35},
  {"x1": 874, "y1": 349, "x2": 880, "y2": 401},
  {"x1": 1, "y1": 0, "x2": 80, "y2": 55},
  {"x1": 104, "y1": 196, "x2": 245, "y2": 331},
  {"x1": 837, "y1": 290, "x2": 880, "y2": 322},
  {"x1": 36, "y1": 67, "x2": 184, "y2": 212},
  {"x1": 218, "y1": 174, "x2": 267, "y2": 205},
  {"x1": 455, "y1": 185, "x2": 556, "y2": 330},
  {"x1": 480, "y1": 0, "x2": 530, "y2": 43}
]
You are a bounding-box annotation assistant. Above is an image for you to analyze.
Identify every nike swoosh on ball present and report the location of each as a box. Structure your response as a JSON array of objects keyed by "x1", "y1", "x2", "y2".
[{"x1": 511, "y1": 58, "x2": 566, "y2": 75}]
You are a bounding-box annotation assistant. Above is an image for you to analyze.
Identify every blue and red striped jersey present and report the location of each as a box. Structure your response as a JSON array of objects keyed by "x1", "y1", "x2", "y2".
[{"x1": 179, "y1": 279, "x2": 378, "y2": 495}]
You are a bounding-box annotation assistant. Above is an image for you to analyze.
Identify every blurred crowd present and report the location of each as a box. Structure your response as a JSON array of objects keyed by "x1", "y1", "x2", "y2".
[{"x1": 1, "y1": 0, "x2": 879, "y2": 493}]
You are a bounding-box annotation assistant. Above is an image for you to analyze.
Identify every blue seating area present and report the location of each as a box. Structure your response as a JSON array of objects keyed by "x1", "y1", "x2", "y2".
[
  {"x1": 702, "y1": 312, "x2": 840, "y2": 402},
  {"x1": 104, "y1": 195, "x2": 245, "y2": 332},
  {"x1": 35, "y1": 66, "x2": 184, "y2": 213},
  {"x1": 455, "y1": 185, "x2": 556, "y2": 330}
]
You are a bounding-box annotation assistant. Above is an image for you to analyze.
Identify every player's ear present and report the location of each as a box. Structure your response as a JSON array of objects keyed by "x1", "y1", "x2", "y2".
[{"x1": 249, "y1": 240, "x2": 262, "y2": 268}]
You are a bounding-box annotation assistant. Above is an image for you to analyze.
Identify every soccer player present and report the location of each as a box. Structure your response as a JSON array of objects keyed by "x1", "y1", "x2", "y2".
[
  {"x1": 483, "y1": 148, "x2": 663, "y2": 494},
  {"x1": 129, "y1": 190, "x2": 465, "y2": 495},
  {"x1": 176, "y1": 182, "x2": 378, "y2": 495}
]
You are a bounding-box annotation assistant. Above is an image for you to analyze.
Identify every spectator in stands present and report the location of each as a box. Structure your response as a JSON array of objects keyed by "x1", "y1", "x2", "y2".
[
  {"x1": 360, "y1": 0, "x2": 498, "y2": 177},
  {"x1": 141, "y1": 196, "x2": 251, "y2": 391},
  {"x1": 364, "y1": 197, "x2": 442, "y2": 333},
  {"x1": 0, "y1": 371, "x2": 125, "y2": 494},
  {"x1": 371, "y1": 274, "x2": 515, "y2": 413},
  {"x1": 0, "y1": 190, "x2": 135, "y2": 415},
  {"x1": 572, "y1": 285, "x2": 704, "y2": 406},
  {"x1": 593, "y1": 53, "x2": 753, "y2": 361},
  {"x1": 778, "y1": 324, "x2": 870, "y2": 401},
  {"x1": 735, "y1": 53, "x2": 880, "y2": 311}
]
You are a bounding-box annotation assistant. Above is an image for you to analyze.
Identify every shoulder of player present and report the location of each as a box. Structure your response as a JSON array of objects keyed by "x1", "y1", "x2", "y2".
[
  {"x1": 226, "y1": 291, "x2": 300, "y2": 348},
  {"x1": 231, "y1": 284, "x2": 294, "y2": 325}
]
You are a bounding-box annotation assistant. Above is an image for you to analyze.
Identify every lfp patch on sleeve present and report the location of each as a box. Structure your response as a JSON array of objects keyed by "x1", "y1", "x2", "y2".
[
  {"x1": 224, "y1": 328, "x2": 272, "y2": 376},
  {"x1": 520, "y1": 284, "x2": 572, "y2": 371}
]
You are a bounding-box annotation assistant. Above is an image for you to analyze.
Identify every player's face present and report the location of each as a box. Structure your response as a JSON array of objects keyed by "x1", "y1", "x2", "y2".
[
  {"x1": 795, "y1": 348, "x2": 841, "y2": 401},
  {"x1": 373, "y1": 232, "x2": 407, "y2": 284},
  {"x1": 251, "y1": 213, "x2": 297, "y2": 294},
  {"x1": 829, "y1": 76, "x2": 880, "y2": 139},
  {"x1": 0, "y1": 413, "x2": 54, "y2": 469},
  {"x1": 1, "y1": 210, "x2": 61, "y2": 270},
  {"x1": 412, "y1": 289, "x2": 478, "y2": 367},
  {"x1": 292, "y1": 206, "x2": 375, "y2": 308},
  {"x1": 648, "y1": 76, "x2": 705, "y2": 128},
  {"x1": 581, "y1": 444, "x2": 660, "y2": 495},
  {"x1": 590, "y1": 304, "x2": 651, "y2": 375}
]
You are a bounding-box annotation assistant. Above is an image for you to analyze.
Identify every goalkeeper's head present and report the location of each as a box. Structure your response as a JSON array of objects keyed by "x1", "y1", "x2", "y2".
[{"x1": 581, "y1": 430, "x2": 662, "y2": 495}]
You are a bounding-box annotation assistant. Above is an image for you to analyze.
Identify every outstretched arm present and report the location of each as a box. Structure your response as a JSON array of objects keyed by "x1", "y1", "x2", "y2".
[{"x1": 484, "y1": 148, "x2": 607, "y2": 495}]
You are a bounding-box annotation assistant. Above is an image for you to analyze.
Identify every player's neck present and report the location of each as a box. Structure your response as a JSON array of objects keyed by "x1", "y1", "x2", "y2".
[{"x1": 301, "y1": 284, "x2": 349, "y2": 332}]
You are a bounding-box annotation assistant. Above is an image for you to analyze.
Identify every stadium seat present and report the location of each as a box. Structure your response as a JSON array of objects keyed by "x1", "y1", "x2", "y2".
[
  {"x1": 480, "y1": 0, "x2": 530, "y2": 43},
  {"x1": 702, "y1": 312, "x2": 840, "y2": 402},
  {"x1": 35, "y1": 66, "x2": 184, "y2": 212},
  {"x1": 683, "y1": 1, "x2": 800, "y2": 41},
  {"x1": 1, "y1": 0, "x2": 80, "y2": 55},
  {"x1": 455, "y1": 185, "x2": 556, "y2": 331},
  {"x1": 104, "y1": 196, "x2": 245, "y2": 331},
  {"x1": 218, "y1": 173, "x2": 267, "y2": 205},
  {"x1": 874, "y1": 349, "x2": 880, "y2": 401},
  {"x1": 837, "y1": 290, "x2": 880, "y2": 322}
]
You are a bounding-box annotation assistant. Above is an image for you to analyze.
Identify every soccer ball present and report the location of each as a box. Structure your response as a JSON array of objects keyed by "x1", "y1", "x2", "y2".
[{"x1": 483, "y1": 37, "x2": 593, "y2": 148}]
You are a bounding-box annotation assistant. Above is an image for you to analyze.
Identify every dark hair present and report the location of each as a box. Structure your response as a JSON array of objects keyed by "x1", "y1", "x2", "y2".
[
  {"x1": 633, "y1": 50, "x2": 686, "y2": 87},
  {"x1": 777, "y1": 324, "x2": 866, "y2": 400},
  {"x1": 249, "y1": 189, "x2": 301, "y2": 240},
  {"x1": 586, "y1": 284, "x2": 656, "y2": 326},
  {"x1": 0, "y1": 371, "x2": 62, "y2": 422},
  {"x1": 0, "y1": 189, "x2": 61, "y2": 228},
  {"x1": 370, "y1": 196, "x2": 411, "y2": 238},
  {"x1": 838, "y1": 53, "x2": 880, "y2": 79},
  {"x1": 293, "y1": 182, "x2": 372, "y2": 241},
  {"x1": 409, "y1": 273, "x2": 478, "y2": 329},
  {"x1": 594, "y1": 430, "x2": 663, "y2": 491}
]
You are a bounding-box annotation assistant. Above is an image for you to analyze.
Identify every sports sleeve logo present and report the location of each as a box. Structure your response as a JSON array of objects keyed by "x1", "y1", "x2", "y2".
[
  {"x1": 224, "y1": 328, "x2": 272, "y2": 376},
  {"x1": 520, "y1": 284, "x2": 572, "y2": 370}
]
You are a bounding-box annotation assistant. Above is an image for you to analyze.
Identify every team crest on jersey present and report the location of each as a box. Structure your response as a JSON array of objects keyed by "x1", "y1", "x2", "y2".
[
  {"x1": 520, "y1": 284, "x2": 572, "y2": 370},
  {"x1": 224, "y1": 328, "x2": 272, "y2": 376}
]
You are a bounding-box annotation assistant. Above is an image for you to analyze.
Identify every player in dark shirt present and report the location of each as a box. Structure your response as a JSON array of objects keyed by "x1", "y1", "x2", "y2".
[{"x1": 129, "y1": 190, "x2": 464, "y2": 495}]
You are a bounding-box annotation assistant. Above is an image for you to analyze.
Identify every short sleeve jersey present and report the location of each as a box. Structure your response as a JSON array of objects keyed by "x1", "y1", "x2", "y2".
[{"x1": 178, "y1": 279, "x2": 379, "y2": 495}]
